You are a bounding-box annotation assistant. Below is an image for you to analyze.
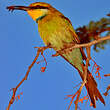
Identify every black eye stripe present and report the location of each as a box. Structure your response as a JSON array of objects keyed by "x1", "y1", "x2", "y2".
[{"x1": 30, "y1": 5, "x2": 49, "y2": 9}]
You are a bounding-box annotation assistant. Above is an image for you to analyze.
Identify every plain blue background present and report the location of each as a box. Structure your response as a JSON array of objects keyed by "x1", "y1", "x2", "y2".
[{"x1": 0, "y1": 0, "x2": 110, "y2": 110}]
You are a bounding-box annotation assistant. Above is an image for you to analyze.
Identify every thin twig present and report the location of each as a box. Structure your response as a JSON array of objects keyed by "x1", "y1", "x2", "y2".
[
  {"x1": 73, "y1": 35, "x2": 110, "y2": 48},
  {"x1": 52, "y1": 36, "x2": 110, "y2": 56},
  {"x1": 7, "y1": 35, "x2": 110, "y2": 110},
  {"x1": 62, "y1": 36, "x2": 110, "y2": 110},
  {"x1": 104, "y1": 73, "x2": 110, "y2": 77},
  {"x1": 74, "y1": 47, "x2": 91, "y2": 110},
  {"x1": 103, "y1": 85, "x2": 110, "y2": 96},
  {"x1": 6, "y1": 46, "x2": 50, "y2": 110}
]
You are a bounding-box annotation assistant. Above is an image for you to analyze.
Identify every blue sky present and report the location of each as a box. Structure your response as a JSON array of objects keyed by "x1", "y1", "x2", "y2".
[{"x1": 0, "y1": 0, "x2": 110, "y2": 110}]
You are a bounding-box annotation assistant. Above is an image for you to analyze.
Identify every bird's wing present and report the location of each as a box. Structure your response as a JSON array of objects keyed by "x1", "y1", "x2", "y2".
[
  {"x1": 61, "y1": 15, "x2": 87, "y2": 60},
  {"x1": 61, "y1": 15, "x2": 80, "y2": 43}
]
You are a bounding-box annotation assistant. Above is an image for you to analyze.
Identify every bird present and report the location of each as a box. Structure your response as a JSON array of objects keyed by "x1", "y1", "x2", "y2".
[{"x1": 7, "y1": 2, "x2": 105, "y2": 108}]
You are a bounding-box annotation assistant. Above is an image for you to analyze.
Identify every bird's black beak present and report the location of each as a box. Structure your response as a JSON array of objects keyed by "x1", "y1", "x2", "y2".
[
  {"x1": 6, "y1": 5, "x2": 49, "y2": 12},
  {"x1": 6, "y1": 6, "x2": 31, "y2": 12}
]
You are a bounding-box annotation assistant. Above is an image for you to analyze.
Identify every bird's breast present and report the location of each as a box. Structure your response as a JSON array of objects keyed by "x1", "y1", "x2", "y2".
[{"x1": 38, "y1": 16, "x2": 74, "y2": 51}]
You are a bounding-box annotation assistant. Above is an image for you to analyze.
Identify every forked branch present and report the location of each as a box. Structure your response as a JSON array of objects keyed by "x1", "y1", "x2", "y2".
[
  {"x1": 74, "y1": 47, "x2": 91, "y2": 110},
  {"x1": 63, "y1": 36, "x2": 110, "y2": 110},
  {"x1": 6, "y1": 46, "x2": 50, "y2": 110},
  {"x1": 7, "y1": 35, "x2": 110, "y2": 110},
  {"x1": 52, "y1": 35, "x2": 110, "y2": 57}
]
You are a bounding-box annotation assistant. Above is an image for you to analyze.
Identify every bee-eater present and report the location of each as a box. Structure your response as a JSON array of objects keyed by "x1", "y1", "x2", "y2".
[{"x1": 7, "y1": 2, "x2": 105, "y2": 108}]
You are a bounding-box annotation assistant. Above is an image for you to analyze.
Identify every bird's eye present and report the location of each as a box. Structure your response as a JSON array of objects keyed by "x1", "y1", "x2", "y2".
[{"x1": 34, "y1": 5, "x2": 49, "y2": 9}]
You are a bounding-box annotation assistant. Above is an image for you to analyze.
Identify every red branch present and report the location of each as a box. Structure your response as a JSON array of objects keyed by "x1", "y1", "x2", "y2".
[
  {"x1": 6, "y1": 46, "x2": 50, "y2": 110},
  {"x1": 103, "y1": 85, "x2": 110, "y2": 96},
  {"x1": 91, "y1": 59, "x2": 101, "y2": 79},
  {"x1": 6, "y1": 36, "x2": 110, "y2": 110}
]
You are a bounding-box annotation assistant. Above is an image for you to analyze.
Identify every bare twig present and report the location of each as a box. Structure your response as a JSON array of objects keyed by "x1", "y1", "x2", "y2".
[
  {"x1": 52, "y1": 36, "x2": 110, "y2": 56},
  {"x1": 104, "y1": 73, "x2": 110, "y2": 96},
  {"x1": 74, "y1": 47, "x2": 91, "y2": 110},
  {"x1": 73, "y1": 35, "x2": 110, "y2": 48},
  {"x1": 61, "y1": 36, "x2": 110, "y2": 110},
  {"x1": 7, "y1": 35, "x2": 110, "y2": 110},
  {"x1": 104, "y1": 73, "x2": 110, "y2": 77},
  {"x1": 104, "y1": 85, "x2": 110, "y2": 96},
  {"x1": 6, "y1": 46, "x2": 50, "y2": 110},
  {"x1": 65, "y1": 47, "x2": 91, "y2": 110}
]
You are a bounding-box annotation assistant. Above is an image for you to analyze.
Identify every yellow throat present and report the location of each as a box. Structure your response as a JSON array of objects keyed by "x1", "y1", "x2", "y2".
[
  {"x1": 27, "y1": 9, "x2": 48, "y2": 21},
  {"x1": 27, "y1": 2, "x2": 50, "y2": 21}
]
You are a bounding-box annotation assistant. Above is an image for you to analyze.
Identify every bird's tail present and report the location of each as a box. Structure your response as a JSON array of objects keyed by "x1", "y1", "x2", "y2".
[
  {"x1": 60, "y1": 48, "x2": 105, "y2": 107},
  {"x1": 79, "y1": 70, "x2": 105, "y2": 108}
]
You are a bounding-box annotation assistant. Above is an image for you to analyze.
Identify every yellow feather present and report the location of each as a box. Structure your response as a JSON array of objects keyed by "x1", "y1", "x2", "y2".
[{"x1": 27, "y1": 10, "x2": 43, "y2": 21}]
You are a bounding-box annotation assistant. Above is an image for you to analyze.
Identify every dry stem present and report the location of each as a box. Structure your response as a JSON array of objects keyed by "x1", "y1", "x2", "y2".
[
  {"x1": 7, "y1": 35, "x2": 110, "y2": 110},
  {"x1": 6, "y1": 46, "x2": 50, "y2": 110},
  {"x1": 74, "y1": 47, "x2": 91, "y2": 110},
  {"x1": 104, "y1": 73, "x2": 110, "y2": 77},
  {"x1": 103, "y1": 85, "x2": 110, "y2": 96},
  {"x1": 52, "y1": 36, "x2": 110, "y2": 57}
]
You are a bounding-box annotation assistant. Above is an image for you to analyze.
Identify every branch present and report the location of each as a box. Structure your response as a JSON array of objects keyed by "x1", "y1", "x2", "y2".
[
  {"x1": 6, "y1": 46, "x2": 50, "y2": 110},
  {"x1": 7, "y1": 35, "x2": 110, "y2": 110},
  {"x1": 65, "y1": 47, "x2": 91, "y2": 110},
  {"x1": 104, "y1": 73, "x2": 110, "y2": 77},
  {"x1": 104, "y1": 74, "x2": 110, "y2": 96},
  {"x1": 103, "y1": 85, "x2": 110, "y2": 96},
  {"x1": 74, "y1": 47, "x2": 91, "y2": 110},
  {"x1": 73, "y1": 35, "x2": 110, "y2": 48},
  {"x1": 52, "y1": 35, "x2": 110, "y2": 56},
  {"x1": 63, "y1": 36, "x2": 110, "y2": 110}
]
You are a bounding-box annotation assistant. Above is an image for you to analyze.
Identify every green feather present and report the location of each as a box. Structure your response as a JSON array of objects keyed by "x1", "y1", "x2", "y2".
[{"x1": 38, "y1": 12, "x2": 83, "y2": 72}]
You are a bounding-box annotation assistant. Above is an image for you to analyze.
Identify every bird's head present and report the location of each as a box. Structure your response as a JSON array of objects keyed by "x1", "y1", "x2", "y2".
[{"x1": 7, "y1": 2, "x2": 56, "y2": 22}]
